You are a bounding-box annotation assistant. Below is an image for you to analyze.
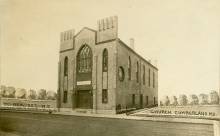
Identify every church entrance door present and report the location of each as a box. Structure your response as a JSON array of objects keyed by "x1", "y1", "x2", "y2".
[{"x1": 76, "y1": 90, "x2": 92, "y2": 109}]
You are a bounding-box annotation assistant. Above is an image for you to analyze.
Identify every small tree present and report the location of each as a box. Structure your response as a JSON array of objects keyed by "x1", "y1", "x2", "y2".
[
  {"x1": 208, "y1": 90, "x2": 219, "y2": 104},
  {"x1": 0, "y1": 85, "x2": 6, "y2": 97},
  {"x1": 5, "y1": 86, "x2": 16, "y2": 98},
  {"x1": 198, "y1": 93, "x2": 208, "y2": 105},
  {"x1": 162, "y1": 96, "x2": 170, "y2": 106},
  {"x1": 178, "y1": 95, "x2": 188, "y2": 106},
  {"x1": 15, "y1": 88, "x2": 26, "y2": 99},
  {"x1": 46, "y1": 91, "x2": 57, "y2": 100},
  {"x1": 188, "y1": 94, "x2": 199, "y2": 105},
  {"x1": 159, "y1": 101, "x2": 163, "y2": 106},
  {"x1": 27, "y1": 89, "x2": 37, "y2": 99},
  {"x1": 38, "y1": 89, "x2": 47, "y2": 100},
  {"x1": 170, "y1": 96, "x2": 178, "y2": 106}
]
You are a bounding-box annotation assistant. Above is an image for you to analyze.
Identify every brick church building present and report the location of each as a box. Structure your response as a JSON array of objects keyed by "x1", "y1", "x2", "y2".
[{"x1": 57, "y1": 16, "x2": 158, "y2": 114}]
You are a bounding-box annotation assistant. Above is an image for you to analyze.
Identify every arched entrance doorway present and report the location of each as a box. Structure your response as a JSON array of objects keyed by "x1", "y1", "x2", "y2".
[{"x1": 76, "y1": 44, "x2": 93, "y2": 109}]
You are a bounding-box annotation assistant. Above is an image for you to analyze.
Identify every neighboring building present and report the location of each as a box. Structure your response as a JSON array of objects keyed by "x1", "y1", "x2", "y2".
[{"x1": 57, "y1": 16, "x2": 158, "y2": 114}]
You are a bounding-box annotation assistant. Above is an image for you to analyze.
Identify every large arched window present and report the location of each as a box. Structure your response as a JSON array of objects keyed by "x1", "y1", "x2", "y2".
[
  {"x1": 128, "y1": 56, "x2": 131, "y2": 80},
  {"x1": 64, "y1": 57, "x2": 68, "y2": 76},
  {"x1": 102, "y1": 49, "x2": 108, "y2": 72},
  {"x1": 77, "y1": 45, "x2": 92, "y2": 73}
]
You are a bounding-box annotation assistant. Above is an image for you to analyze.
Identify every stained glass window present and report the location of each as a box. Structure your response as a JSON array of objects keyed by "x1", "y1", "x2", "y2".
[{"x1": 77, "y1": 45, "x2": 92, "y2": 73}]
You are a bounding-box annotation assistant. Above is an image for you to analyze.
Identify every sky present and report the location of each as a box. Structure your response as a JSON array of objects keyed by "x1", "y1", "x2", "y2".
[{"x1": 0, "y1": 0, "x2": 219, "y2": 99}]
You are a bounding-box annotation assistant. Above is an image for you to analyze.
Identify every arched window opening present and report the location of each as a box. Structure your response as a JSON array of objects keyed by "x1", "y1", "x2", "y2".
[
  {"x1": 143, "y1": 65, "x2": 145, "y2": 85},
  {"x1": 128, "y1": 57, "x2": 131, "y2": 80},
  {"x1": 136, "y1": 61, "x2": 139, "y2": 83},
  {"x1": 64, "y1": 57, "x2": 68, "y2": 76},
  {"x1": 148, "y1": 69, "x2": 151, "y2": 87},
  {"x1": 77, "y1": 45, "x2": 92, "y2": 73},
  {"x1": 118, "y1": 66, "x2": 125, "y2": 81},
  {"x1": 102, "y1": 49, "x2": 108, "y2": 72},
  {"x1": 153, "y1": 72, "x2": 155, "y2": 88}
]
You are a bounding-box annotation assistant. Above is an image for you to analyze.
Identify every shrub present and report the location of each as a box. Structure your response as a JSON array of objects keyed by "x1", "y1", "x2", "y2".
[
  {"x1": 15, "y1": 88, "x2": 26, "y2": 99},
  {"x1": 4, "y1": 86, "x2": 16, "y2": 98},
  {"x1": 198, "y1": 93, "x2": 208, "y2": 105},
  {"x1": 170, "y1": 96, "x2": 178, "y2": 106},
  {"x1": 46, "y1": 91, "x2": 57, "y2": 100},
  {"x1": 38, "y1": 89, "x2": 47, "y2": 100},
  {"x1": 27, "y1": 89, "x2": 37, "y2": 99},
  {"x1": 161, "y1": 96, "x2": 170, "y2": 106},
  {"x1": 188, "y1": 94, "x2": 199, "y2": 105},
  {"x1": 208, "y1": 90, "x2": 219, "y2": 104},
  {"x1": 178, "y1": 94, "x2": 188, "y2": 106}
]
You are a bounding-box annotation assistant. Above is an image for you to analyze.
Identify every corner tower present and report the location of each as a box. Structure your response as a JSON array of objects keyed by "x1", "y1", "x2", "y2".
[
  {"x1": 97, "y1": 16, "x2": 118, "y2": 43},
  {"x1": 58, "y1": 29, "x2": 75, "y2": 111},
  {"x1": 60, "y1": 29, "x2": 75, "y2": 51}
]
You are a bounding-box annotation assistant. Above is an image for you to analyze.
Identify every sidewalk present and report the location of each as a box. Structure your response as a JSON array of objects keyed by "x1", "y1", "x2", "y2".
[{"x1": 53, "y1": 110, "x2": 214, "y2": 125}]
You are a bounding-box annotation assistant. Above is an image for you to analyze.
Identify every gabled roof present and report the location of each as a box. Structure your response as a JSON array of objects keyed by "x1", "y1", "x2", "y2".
[
  {"x1": 74, "y1": 27, "x2": 97, "y2": 38},
  {"x1": 72, "y1": 27, "x2": 158, "y2": 70},
  {"x1": 118, "y1": 39, "x2": 158, "y2": 70}
]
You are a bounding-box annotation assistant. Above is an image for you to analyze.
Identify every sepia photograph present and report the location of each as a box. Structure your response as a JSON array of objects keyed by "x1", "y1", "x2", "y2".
[{"x1": 0, "y1": 0, "x2": 219, "y2": 136}]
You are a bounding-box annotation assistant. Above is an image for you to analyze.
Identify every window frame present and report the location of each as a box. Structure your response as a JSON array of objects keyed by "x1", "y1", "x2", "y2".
[
  {"x1": 154, "y1": 97, "x2": 156, "y2": 105},
  {"x1": 102, "y1": 89, "x2": 108, "y2": 103},
  {"x1": 64, "y1": 57, "x2": 68, "y2": 76},
  {"x1": 153, "y1": 72, "x2": 155, "y2": 88},
  {"x1": 118, "y1": 66, "x2": 125, "y2": 81},
  {"x1": 63, "y1": 91, "x2": 68, "y2": 103},
  {"x1": 136, "y1": 61, "x2": 139, "y2": 83},
  {"x1": 102, "y1": 49, "x2": 108, "y2": 72},
  {"x1": 146, "y1": 96, "x2": 149, "y2": 106},
  {"x1": 148, "y1": 68, "x2": 151, "y2": 87},
  {"x1": 128, "y1": 57, "x2": 131, "y2": 80},
  {"x1": 77, "y1": 45, "x2": 92, "y2": 73},
  {"x1": 132, "y1": 94, "x2": 135, "y2": 105},
  {"x1": 143, "y1": 65, "x2": 145, "y2": 85}
]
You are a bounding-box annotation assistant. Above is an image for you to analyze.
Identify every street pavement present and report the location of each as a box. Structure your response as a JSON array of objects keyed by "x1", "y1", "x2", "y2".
[{"x1": 0, "y1": 111, "x2": 214, "y2": 136}]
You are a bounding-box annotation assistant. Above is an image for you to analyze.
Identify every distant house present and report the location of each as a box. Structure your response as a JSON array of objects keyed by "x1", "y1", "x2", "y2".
[{"x1": 57, "y1": 16, "x2": 158, "y2": 114}]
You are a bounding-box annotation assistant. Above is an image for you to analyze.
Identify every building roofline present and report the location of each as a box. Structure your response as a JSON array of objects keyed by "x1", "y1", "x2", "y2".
[
  {"x1": 74, "y1": 27, "x2": 97, "y2": 38},
  {"x1": 63, "y1": 27, "x2": 158, "y2": 70},
  {"x1": 118, "y1": 39, "x2": 158, "y2": 70}
]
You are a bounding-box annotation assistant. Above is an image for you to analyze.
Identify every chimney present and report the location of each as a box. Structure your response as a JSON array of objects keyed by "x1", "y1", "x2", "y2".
[
  {"x1": 130, "y1": 38, "x2": 134, "y2": 50},
  {"x1": 154, "y1": 60, "x2": 158, "y2": 67}
]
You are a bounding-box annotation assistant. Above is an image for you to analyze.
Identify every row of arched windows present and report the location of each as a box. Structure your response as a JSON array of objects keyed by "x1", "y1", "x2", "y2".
[
  {"x1": 63, "y1": 47, "x2": 155, "y2": 86},
  {"x1": 127, "y1": 57, "x2": 155, "y2": 88}
]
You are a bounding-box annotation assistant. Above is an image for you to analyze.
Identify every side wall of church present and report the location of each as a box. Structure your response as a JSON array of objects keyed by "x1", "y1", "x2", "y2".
[{"x1": 116, "y1": 40, "x2": 158, "y2": 111}]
